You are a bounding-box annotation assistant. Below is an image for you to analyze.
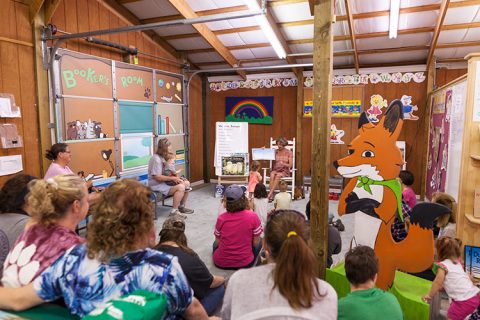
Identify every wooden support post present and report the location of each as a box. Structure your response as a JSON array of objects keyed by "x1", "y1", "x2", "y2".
[
  {"x1": 421, "y1": 59, "x2": 436, "y2": 199},
  {"x1": 296, "y1": 69, "x2": 304, "y2": 187},
  {"x1": 311, "y1": 0, "x2": 334, "y2": 279},
  {"x1": 33, "y1": 8, "x2": 51, "y2": 175}
]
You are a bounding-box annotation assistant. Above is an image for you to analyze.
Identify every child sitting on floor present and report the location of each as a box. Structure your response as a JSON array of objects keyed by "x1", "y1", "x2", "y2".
[
  {"x1": 423, "y1": 237, "x2": 480, "y2": 320},
  {"x1": 248, "y1": 161, "x2": 262, "y2": 197},
  {"x1": 251, "y1": 183, "x2": 270, "y2": 229},
  {"x1": 274, "y1": 180, "x2": 291, "y2": 210},
  {"x1": 399, "y1": 170, "x2": 416, "y2": 208},
  {"x1": 164, "y1": 152, "x2": 191, "y2": 191}
]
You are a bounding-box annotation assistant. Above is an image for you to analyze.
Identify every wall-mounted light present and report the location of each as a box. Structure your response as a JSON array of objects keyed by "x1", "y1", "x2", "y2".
[
  {"x1": 389, "y1": 0, "x2": 400, "y2": 39},
  {"x1": 244, "y1": 0, "x2": 287, "y2": 59}
]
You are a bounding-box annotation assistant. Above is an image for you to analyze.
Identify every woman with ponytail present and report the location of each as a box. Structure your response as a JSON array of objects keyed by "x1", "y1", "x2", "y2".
[
  {"x1": 1, "y1": 174, "x2": 87, "y2": 288},
  {"x1": 222, "y1": 210, "x2": 337, "y2": 319}
]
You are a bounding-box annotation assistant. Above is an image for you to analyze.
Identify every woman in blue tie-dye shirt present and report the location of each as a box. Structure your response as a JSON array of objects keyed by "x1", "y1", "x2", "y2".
[{"x1": 0, "y1": 179, "x2": 210, "y2": 319}]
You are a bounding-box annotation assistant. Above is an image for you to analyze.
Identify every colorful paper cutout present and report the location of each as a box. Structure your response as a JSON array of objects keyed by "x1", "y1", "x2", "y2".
[
  {"x1": 366, "y1": 95, "x2": 387, "y2": 123},
  {"x1": 330, "y1": 124, "x2": 345, "y2": 144},
  {"x1": 401, "y1": 95, "x2": 419, "y2": 120}
]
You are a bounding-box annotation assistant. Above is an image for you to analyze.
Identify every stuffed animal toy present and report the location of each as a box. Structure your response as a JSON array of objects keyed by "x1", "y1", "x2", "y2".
[
  {"x1": 93, "y1": 121, "x2": 107, "y2": 138},
  {"x1": 85, "y1": 119, "x2": 96, "y2": 139},
  {"x1": 66, "y1": 121, "x2": 78, "y2": 140},
  {"x1": 77, "y1": 121, "x2": 87, "y2": 139}
]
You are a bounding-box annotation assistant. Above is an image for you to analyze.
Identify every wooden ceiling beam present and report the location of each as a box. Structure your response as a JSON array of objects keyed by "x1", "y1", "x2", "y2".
[
  {"x1": 437, "y1": 40, "x2": 480, "y2": 48},
  {"x1": 168, "y1": 0, "x2": 246, "y2": 78},
  {"x1": 427, "y1": 0, "x2": 450, "y2": 70},
  {"x1": 442, "y1": 22, "x2": 480, "y2": 30},
  {"x1": 345, "y1": 0, "x2": 359, "y2": 73},
  {"x1": 117, "y1": 0, "x2": 142, "y2": 4},
  {"x1": 268, "y1": 0, "x2": 308, "y2": 7},
  {"x1": 140, "y1": 5, "x2": 248, "y2": 24},
  {"x1": 214, "y1": 26, "x2": 261, "y2": 35},
  {"x1": 334, "y1": 60, "x2": 428, "y2": 69},
  {"x1": 437, "y1": 57, "x2": 467, "y2": 63},
  {"x1": 195, "y1": 61, "x2": 230, "y2": 67},
  {"x1": 30, "y1": 0, "x2": 45, "y2": 22}
]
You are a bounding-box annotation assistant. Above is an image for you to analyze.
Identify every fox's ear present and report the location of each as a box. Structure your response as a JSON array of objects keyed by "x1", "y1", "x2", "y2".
[
  {"x1": 358, "y1": 112, "x2": 370, "y2": 129},
  {"x1": 380, "y1": 99, "x2": 404, "y2": 140}
]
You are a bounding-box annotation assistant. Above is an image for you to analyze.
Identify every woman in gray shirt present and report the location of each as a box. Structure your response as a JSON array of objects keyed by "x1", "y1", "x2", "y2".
[
  {"x1": 148, "y1": 138, "x2": 193, "y2": 217},
  {"x1": 222, "y1": 210, "x2": 337, "y2": 319},
  {"x1": 0, "y1": 174, "x2": 36, "y2": 278}
]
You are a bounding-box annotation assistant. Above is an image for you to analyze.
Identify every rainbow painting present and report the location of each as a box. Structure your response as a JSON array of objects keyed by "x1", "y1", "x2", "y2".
[{"x1": 225, "y1": 96, "x2": 274, "y2": 125}]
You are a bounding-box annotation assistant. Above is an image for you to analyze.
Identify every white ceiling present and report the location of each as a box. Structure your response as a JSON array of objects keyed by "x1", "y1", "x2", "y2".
[{"x1": 118, "y1": 0, "x2": 480, "y2": 70}]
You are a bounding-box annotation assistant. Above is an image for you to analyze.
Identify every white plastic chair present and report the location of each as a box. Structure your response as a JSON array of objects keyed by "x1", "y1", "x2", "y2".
[{"x1": 262, "y1": 137, "x2": 296, "y2": 199}]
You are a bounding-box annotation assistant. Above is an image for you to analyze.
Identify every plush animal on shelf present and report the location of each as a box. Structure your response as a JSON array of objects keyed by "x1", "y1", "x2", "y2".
[
  {"x1": 85, "y1": 119, "x2": 96, "y2": 139},
  {"x1": 66, "y1": 121, "x2": 78, "y2": 140},
  {"x1": 77, "y1": 121, "x2": 87, "y2": 139},
  {"x1": 401, "y1": 95, "x2": 419, "y2": 120},
  {"x1": 334, "y1": 99, "x2": 450, "y2": 289},
  {"x1": 93, "y1": 121, "x2": 107, "y2": 138}
]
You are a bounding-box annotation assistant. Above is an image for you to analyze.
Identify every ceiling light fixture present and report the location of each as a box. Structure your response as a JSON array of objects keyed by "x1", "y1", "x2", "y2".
[
  {"x1": 389, "y1": 0, "x2": 400, "y2": 39},
  {"x1": 244, "y1": 0, "x2": 287, "y2": 59}
]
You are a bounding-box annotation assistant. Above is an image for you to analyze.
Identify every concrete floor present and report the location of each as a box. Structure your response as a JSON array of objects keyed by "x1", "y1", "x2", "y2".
[
  {"x1": 153, "y1": 184, "x2": 448, "y2": 318},
  {"x1": 153, "y1": 183, "x2": 355, "y2": 278}
]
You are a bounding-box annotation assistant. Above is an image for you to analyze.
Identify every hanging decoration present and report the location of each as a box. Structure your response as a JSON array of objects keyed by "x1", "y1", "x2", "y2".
[
  {"x1": 330, "y1": 124, "x2": 345, "y2": 144},
  {"x1": 208, "y1": 72, "x2": 426, "y2": 92},
  {"x1": 366, "y1": 95, "x2": 387, "y2": 123},
  {"x1": 303, "y1": 100, "x2": 361, "y2": 117},
  {"x1": 400, "y1": 95, "x2": 419, "y2": 120}
]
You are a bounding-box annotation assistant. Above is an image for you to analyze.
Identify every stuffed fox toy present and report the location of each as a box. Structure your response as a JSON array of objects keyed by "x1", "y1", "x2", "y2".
[{"x1": 334, "y1": 99, "x2": 451, "y2": 289}]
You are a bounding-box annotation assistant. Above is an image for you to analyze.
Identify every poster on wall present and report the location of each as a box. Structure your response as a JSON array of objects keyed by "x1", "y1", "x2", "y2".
[
  {"x1": 426, "y1": 88, "x2": 451, "y2": 200},
  {"x1": 68, "y1": 140, "x2": 116, "y2": 178},
  {"x1": 332, "y1": 100, "x2": 361, "y2": 117},
  {"x1": 59, "y1": 50, "x2": 112, "y2": 99},
  {"x1": 120, "y1": 133, "x2": 153, "y2": 172},
  {"x1": 156, "y1": 103, "x2": 184, "y2": 135},
  {"x1": 303, "y1": 100, "x2": 362, "y2": 117},
  {"x1": 225, "y1": 97, "x2": 273, "y2": 124},
  {"x1": 156, "y1": 72, "x2": 183, "y2": 104},
  {"x1": 330, "y1": 124, "x2": 345, "y2": 144},
  {"x1": 62, "y1": 98, "x2": 113, "y2": 141},
  {"x1": 115, "y1": 63, "x2": 153, "y2": 102}
]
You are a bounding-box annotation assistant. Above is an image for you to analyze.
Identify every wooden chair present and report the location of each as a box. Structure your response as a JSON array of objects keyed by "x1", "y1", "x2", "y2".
[{"x1": 262, "y1": 137, "x2": 296, "y2": 199}]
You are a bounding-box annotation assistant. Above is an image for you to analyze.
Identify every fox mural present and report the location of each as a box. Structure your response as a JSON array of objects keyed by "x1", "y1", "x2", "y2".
[{"x1": 334, "y1": 99, "x2": 451, "y2": 289}]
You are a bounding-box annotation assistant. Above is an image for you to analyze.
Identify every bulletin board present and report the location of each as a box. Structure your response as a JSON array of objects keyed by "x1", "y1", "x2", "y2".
[
  {"x1": 52, "y1": 49, "x2": 187, "y2": 179},
  {"x1": 425, "y1": 79, "x2": 467, "y2": 201}
]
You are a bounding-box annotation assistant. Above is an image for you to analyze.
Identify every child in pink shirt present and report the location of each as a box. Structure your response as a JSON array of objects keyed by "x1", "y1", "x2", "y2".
[
  {"x1": 213, "y1": 185, "x2": 262, "y2": 269},
  {"x1": 399, "y1": 170, "x2": 416, "y2": 208}
]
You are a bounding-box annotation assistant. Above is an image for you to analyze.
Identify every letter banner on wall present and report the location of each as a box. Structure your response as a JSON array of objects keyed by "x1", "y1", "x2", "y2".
[{"x1": 304, "y1": 100, "x2": 362, "y2": 117}]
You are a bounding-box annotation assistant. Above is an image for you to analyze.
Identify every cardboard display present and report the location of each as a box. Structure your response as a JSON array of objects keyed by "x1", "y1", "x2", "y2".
[
  {"x1": 335, "y1": 100, "x2": 449, "y2": 289},
  {"x1": 68, "y1": 140, "x2": 116, "y2": 178}
]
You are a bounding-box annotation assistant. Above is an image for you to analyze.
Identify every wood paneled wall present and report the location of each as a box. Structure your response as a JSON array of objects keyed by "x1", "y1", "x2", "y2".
[
  {"x1": 302, "y1": 86, "x2": 364, "y2": 178},
  {"x1": 436, "y1": 68, "x2": 467, "y2": 88},
  {"x1": 208, "y1": 81, "x2": 428, "y2": 194},
  {"x1": 0, "y1": 0, "x2": 42, "y2": 185},
  {"x1": 207, "y1": 86, "x2": 297, "y2": 180},
  {"x1": 49, "y1": 0, "x2": 204, "y2": 181}
]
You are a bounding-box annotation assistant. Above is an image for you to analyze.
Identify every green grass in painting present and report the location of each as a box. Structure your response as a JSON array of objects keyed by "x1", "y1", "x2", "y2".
[
  {"x1": 123, "y1": 155, "x2": 151, "y2": 169},
  {"x1": 226, "y1": 114, "x2": 272, "y2": 124}
]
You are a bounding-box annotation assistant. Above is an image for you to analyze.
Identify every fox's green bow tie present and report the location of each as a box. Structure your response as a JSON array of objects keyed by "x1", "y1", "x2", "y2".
[{"x1": 356, "y1": 176, "x2": 404, "y2": 222}]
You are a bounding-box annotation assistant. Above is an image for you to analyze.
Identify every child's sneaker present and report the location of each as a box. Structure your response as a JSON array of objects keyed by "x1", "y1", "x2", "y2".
[{"x1": 185, "y1": 187, "x2": 193, "y2": 192}]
